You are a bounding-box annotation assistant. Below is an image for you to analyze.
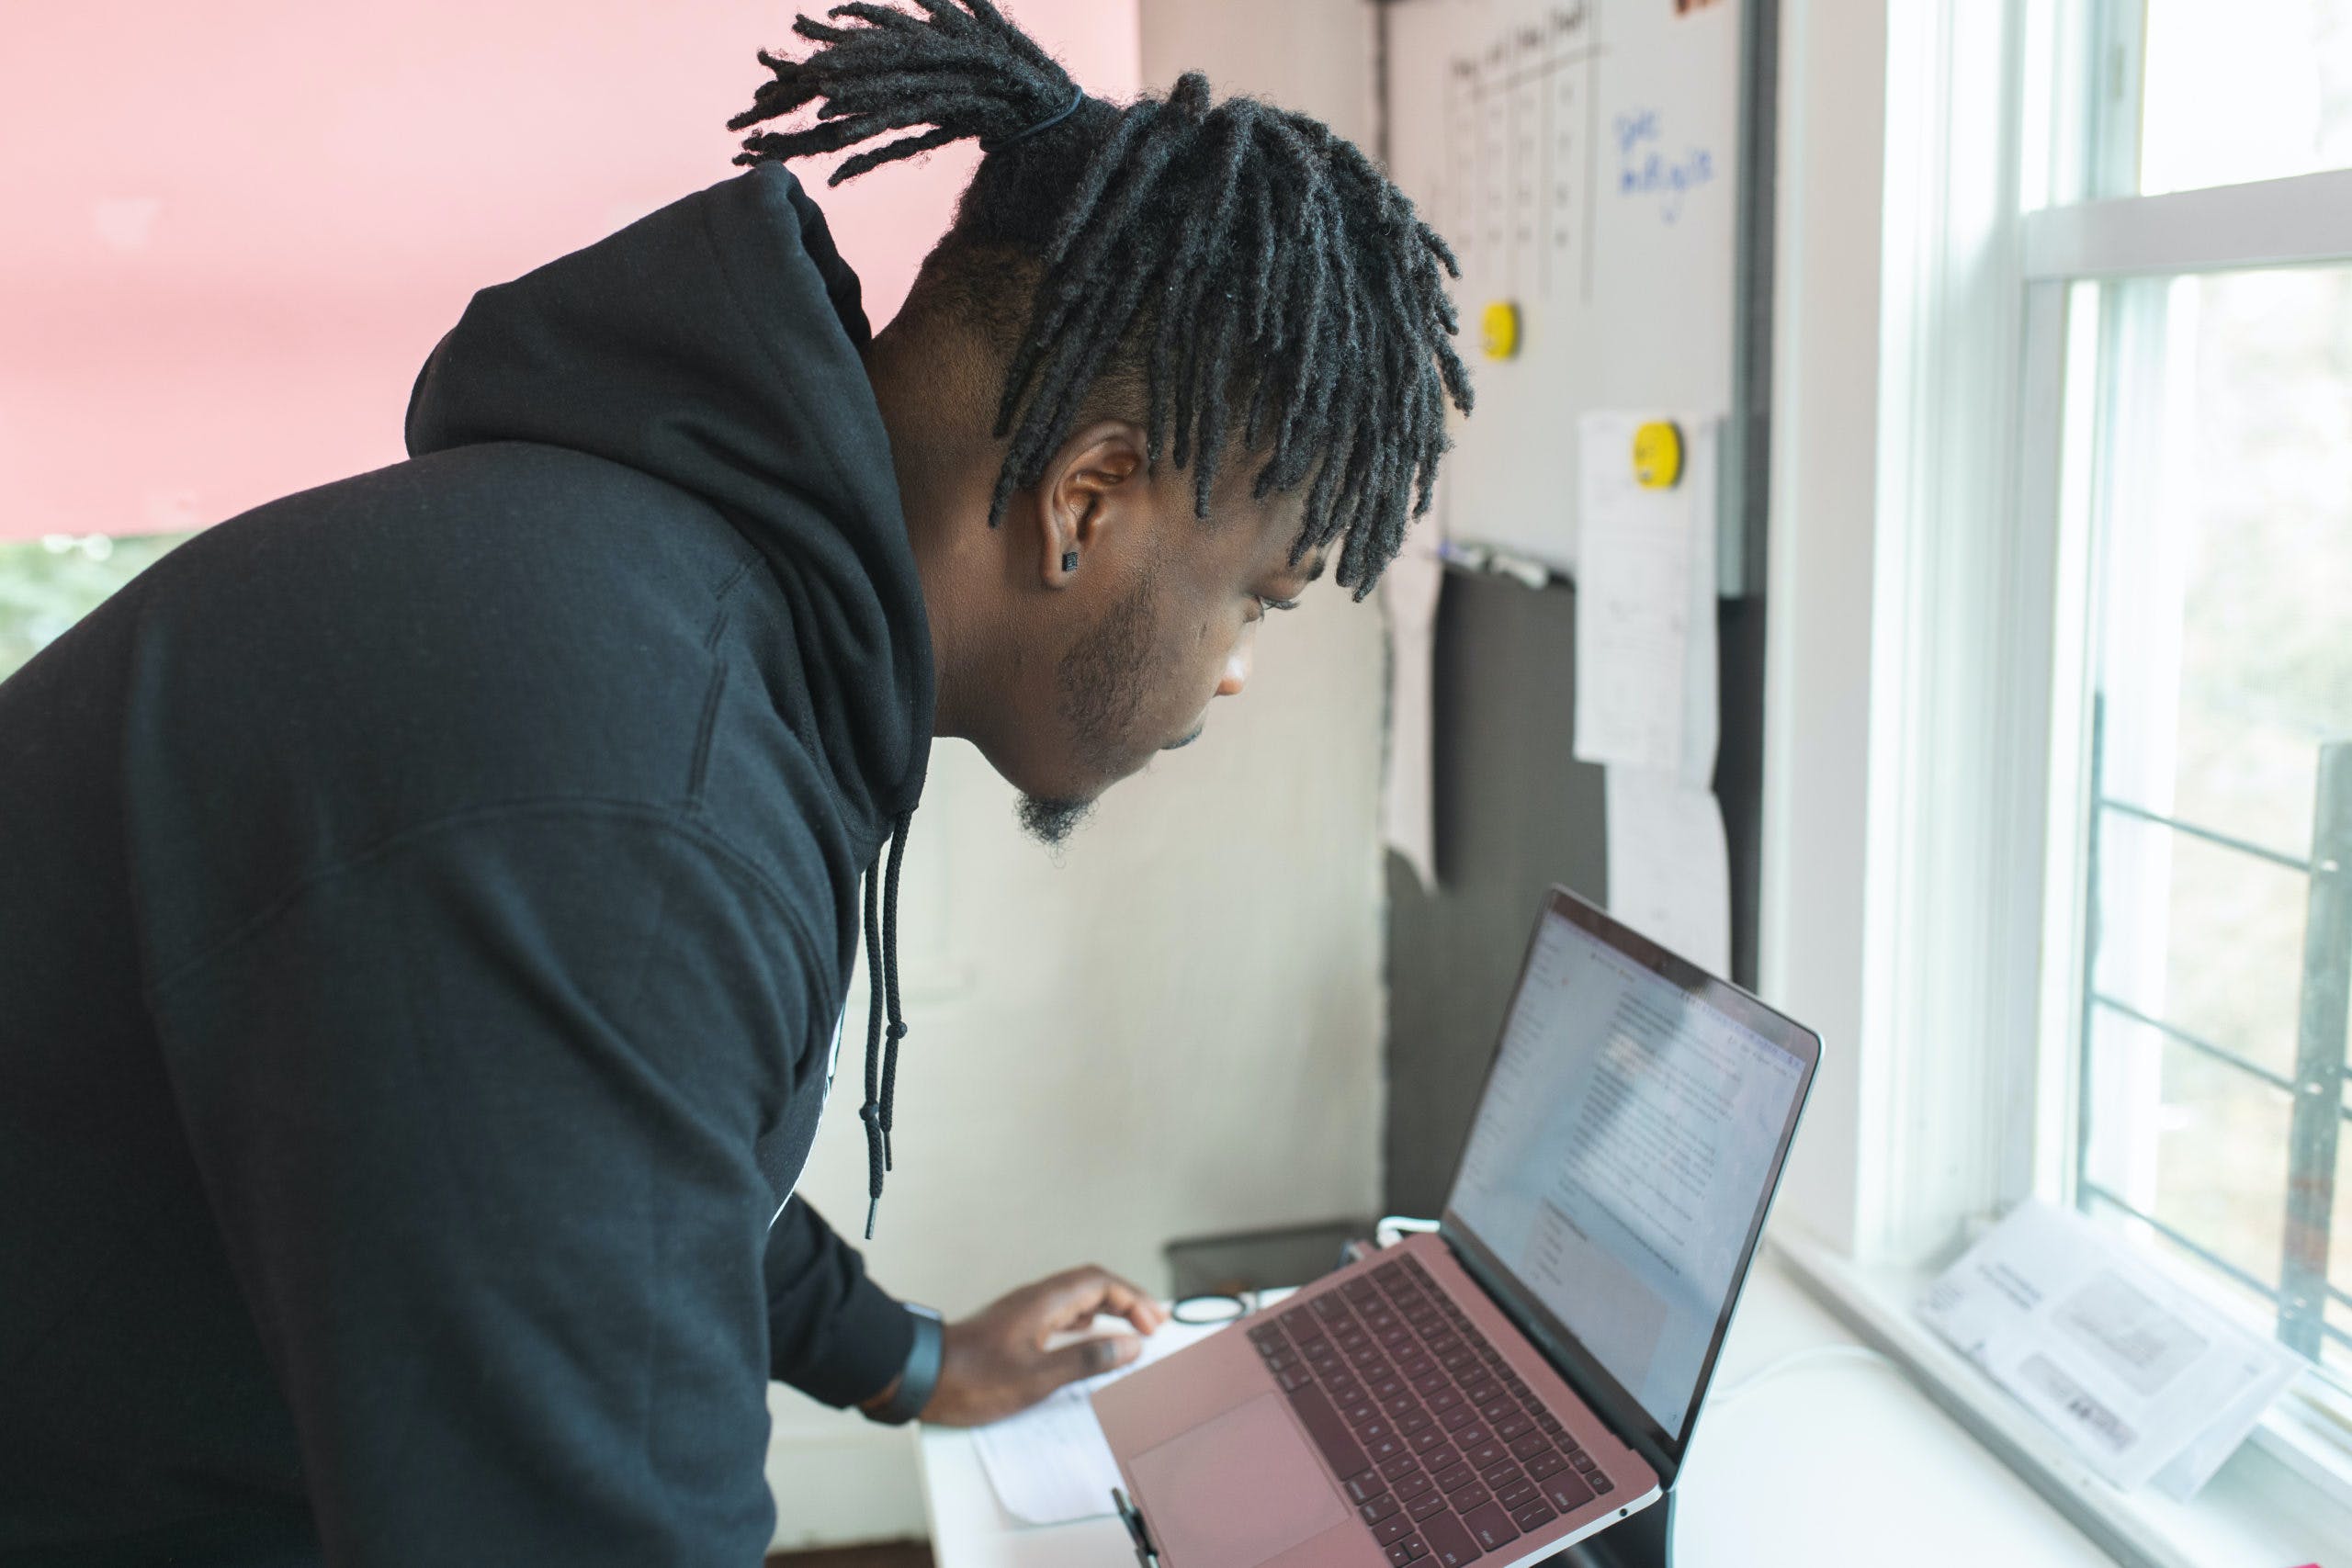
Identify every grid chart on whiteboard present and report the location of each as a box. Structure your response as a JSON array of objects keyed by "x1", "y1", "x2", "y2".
[{"x1": 1442, "y1": 4, "x2": 1602, "y2": 305}]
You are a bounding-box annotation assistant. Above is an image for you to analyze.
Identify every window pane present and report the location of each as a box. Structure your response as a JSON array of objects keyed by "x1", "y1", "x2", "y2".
[
  {"x1": 2094, "y1": 269, "x2": 2352, "y2": 866},
  {"x1": 2335, "y1": 1128, "x2": 2352, "y2": 1375},
  {"x1": 2090, "y1": 810, "x2": 2309, "y2": 1080},
  {"x1": 2070, "y1": 265, "x2": 2352, "y2": 1369},
  {"x1": 2083, "y1": 263, "x2": 2352, "y2": 1096},
  {"x1": 2081, "y1": 1010, "x2": 2295, "y2": 1294},
  {"x1": 2333, "y1": 1133, "x2": 2352, "y2": 1378},
  {"x1": 2141, "y1": 0, "x2": 2352, "y2": 195},
  {"x1": 2088, "y1": 1189, "x2": 2288, "y2": 1333},
  {"x1": 0, "y1": 533, "x2": 188, "y2": 683}
]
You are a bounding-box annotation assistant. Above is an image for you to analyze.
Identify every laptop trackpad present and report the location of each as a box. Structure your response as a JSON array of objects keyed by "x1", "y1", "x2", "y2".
[{"x1": 1130, "y1": 1392, "x2": 1350, "y2": 1568}]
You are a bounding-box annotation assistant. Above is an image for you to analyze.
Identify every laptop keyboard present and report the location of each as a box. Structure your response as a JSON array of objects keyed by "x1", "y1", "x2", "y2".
[{"x1": 1245, "y1": 1254, "x2": 1614, "y2": 1567}]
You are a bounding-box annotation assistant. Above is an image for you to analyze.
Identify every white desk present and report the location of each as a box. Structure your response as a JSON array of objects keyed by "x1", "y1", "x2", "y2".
[{"x1": 915, "y1": 1248, "x2": 2111, "y2": 1568}]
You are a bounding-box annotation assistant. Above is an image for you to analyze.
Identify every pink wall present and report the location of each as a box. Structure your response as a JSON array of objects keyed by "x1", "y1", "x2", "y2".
[{"x1": 0, "y1": 2, "x2": 1140, "y2": 542}]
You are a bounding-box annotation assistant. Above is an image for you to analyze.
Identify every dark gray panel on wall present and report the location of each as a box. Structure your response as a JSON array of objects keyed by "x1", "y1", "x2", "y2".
[{"x1": 1381, "y1": 571, "x2": 1768, "y2": 1221}]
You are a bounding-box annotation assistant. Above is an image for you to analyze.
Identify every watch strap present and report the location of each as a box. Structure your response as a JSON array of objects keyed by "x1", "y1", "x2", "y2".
[{"x1": 866, "y1": 1303, "x2": 944, "y2": 1426}]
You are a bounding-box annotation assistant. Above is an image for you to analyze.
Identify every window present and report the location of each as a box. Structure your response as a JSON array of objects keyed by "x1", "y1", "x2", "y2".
[
  {"x1": 1766, "y1": 0, "x2": 2352, "y2": 1544},
  {"x1": 0, "y1": 533, "x2": 189, "y2": 684},
  {"x1": 2139, "y1": 0, "x2": 2352, "y2": 197},
  {"x1": 2029, "y1": 0, "x2": 2352, "y2": 1438},
  {"x1": 2067, "y1": 267, "x2": 2352, "y2": 1378}
]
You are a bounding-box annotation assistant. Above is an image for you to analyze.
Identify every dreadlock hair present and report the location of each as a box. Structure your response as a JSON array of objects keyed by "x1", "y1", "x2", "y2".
[{"x1": 728, "y1": 0, "x2": 1473, "y2": 599}]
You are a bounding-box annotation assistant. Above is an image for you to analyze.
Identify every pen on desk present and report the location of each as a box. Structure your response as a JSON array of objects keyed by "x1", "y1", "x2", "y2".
[{"x1": 1112, "y1": 1486, "x2": 1160, "y2": 1568}]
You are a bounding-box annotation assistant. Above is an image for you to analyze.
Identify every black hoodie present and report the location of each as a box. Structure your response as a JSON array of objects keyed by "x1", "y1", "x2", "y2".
[{"x1": 0, "y1": 164, "x2": 933, "y2": 1565}]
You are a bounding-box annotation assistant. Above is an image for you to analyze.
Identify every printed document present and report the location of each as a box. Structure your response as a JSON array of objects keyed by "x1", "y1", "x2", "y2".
[
  {"x1": 1381, "y1": 536, "x2": 1445, "y2": 893},
  {"x1": 1602, "y1": 768, "x2": 1730, "y2": 976},
  {"x1": 1917, "y1": 1200, "x2": 2301, "y2": 1496},
  {"x1": 1572, "y1": 412, "x2": 1718, "y2": 785},
  {"x1": 1575, "y1": 412, "x2": 1729, "y2": 975},
  {"x1": 969, "y1": 1316, "x2": 1227, "y2": 1526}
]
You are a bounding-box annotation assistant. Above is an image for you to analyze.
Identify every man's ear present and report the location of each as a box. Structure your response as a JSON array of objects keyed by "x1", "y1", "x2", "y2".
[{"x1": 1031, "y1": 421, "x2": 1148, "y2": 589}]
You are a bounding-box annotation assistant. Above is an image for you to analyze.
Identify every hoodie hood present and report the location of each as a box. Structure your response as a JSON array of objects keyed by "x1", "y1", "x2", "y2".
[{"x1": 403, "y1": 162, "x2": 932, "y2": 835}]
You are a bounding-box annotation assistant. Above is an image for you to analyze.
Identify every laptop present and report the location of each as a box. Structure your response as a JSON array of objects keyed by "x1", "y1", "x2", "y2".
[{"x1": 1092, "y1": 886, "x2": 1820, "y2": 1568}]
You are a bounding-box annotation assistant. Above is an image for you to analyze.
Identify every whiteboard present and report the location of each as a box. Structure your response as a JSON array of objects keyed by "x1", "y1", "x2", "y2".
[{"x1": 1386, "y1": 0, "x2": 1750, "y2": 576}]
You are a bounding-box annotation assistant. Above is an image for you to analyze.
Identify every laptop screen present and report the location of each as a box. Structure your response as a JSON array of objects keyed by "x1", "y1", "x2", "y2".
[{"x1": 1442, "y1": 891, "x2": 1815, "y2": 1456}]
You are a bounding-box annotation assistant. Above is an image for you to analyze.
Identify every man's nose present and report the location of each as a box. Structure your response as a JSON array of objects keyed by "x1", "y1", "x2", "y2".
[{"x1": 1217, "y1": 626, "x2": 1254, "y2": 697}]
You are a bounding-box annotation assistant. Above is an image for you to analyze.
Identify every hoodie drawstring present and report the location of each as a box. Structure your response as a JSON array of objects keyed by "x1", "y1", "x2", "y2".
[{"x1": 858, "y1": 810, "x2": 913, "y2": 1239}]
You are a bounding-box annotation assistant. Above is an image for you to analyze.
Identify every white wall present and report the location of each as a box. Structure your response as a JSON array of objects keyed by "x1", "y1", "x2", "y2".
[
  {"x1": 1141, "y1": 0, "x2": 1378, "y2": 148},
  {"x1": 767, "y1": 1, "x2": 1389, "y2": 1547}
]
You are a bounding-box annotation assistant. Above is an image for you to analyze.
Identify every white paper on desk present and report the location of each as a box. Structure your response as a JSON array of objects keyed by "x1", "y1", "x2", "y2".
[
  {"x1": 1602, "y1": 768, "x2": 1730, "y2": 976},
  {"x1": 1917, "y1": 1200, "x2": 2301, "y2": 1495},
  {"x1": 967, "y1": 1317, "x2": 1227, "y2": 1527},
  {"x1": 1574, "y1": 412, "x2": 1718, "y2": 786},
  {"x1": 1382, "y1": 537, "x2": 1444, "y2": 893}
]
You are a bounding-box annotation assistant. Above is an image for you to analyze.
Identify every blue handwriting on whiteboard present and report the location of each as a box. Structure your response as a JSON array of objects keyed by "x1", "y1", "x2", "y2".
[{"x1": 1613, "y1": 108, "x2": 1714, "y2": 224}]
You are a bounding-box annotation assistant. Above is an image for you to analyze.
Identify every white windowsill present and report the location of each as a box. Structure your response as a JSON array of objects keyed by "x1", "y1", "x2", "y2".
[{"x1": 1770, "y1": 1234, "x2": 2352, "y2": 1568}]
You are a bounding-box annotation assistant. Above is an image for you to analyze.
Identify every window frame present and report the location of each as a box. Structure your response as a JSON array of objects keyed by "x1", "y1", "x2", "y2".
[
  {"x1": 2019, "y1": 0, "x2": 2352, "y2": 1440},
  {"x1": 1759, "y1": 0, "x2": 2352, "y2": 1542}
]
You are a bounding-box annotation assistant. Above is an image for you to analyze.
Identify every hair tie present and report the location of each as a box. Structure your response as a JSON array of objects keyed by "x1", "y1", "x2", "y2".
[{"x1": 988, "y1": 86, "x2": 1086, "y2": 152}]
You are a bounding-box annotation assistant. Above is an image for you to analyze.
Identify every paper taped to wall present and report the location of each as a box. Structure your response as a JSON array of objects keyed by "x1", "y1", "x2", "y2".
[
  {"x1": 1577, "y1": 412, "x2": 1728, "y2": 975},
  {"x1": 1382, "y1": 537, "x2": 1445, "y2": 893},
  {"x1": 1602, "y1": 768, "x2": 1730, "y2": 976},
  {"x1": 1573, "y1": 412, "x2": 1718, "y2": 786},
  {"x1": 968, "y1": 1316, "x2": 1227, "y2": 1526}
]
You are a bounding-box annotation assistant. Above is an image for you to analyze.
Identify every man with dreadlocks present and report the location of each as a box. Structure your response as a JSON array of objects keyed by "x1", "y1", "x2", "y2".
[{"x1": 0, "y1": 3, "x2": 1467, "y2": 1562}]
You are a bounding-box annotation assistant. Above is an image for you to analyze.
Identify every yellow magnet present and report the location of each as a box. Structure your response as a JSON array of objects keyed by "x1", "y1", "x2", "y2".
[
  {"x1": 1632, "y1": 420, "x2": 1684, "y2": 490},
  {"x1": 1480, "y1": 299, "x2": 1521, "y2": 361}
]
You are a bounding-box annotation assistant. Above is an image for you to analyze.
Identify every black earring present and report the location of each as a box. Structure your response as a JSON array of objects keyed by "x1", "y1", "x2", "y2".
[{"x1": 1061, "y1": 551, "x2": 1079, "y2": 573}]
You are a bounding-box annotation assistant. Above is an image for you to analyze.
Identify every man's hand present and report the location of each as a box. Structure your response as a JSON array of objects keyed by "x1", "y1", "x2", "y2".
[{"x1": 876, "y1": 1264, "x2": 1171, "y2": 1427}]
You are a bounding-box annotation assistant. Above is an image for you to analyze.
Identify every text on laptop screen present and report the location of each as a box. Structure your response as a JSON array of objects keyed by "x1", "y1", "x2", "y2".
[{"x1": 1444, "y1": 908, "x2": 1806, "y2": 1430}]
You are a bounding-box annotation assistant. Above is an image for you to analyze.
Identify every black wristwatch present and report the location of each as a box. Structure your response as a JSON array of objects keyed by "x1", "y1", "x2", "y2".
[{"x1": 865, "y1": 1303, "x2": 944, "y2": 1426}]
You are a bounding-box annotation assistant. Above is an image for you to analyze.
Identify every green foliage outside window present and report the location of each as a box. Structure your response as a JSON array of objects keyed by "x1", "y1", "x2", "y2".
[{"x1": 0, "y1": 534, "x2": 192, "y2": 684}]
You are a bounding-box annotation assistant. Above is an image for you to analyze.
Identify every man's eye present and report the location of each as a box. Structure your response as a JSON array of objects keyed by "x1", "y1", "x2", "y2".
[{"x1": 1255, "y1": 594, "x2": 1300, "y2": 615}]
